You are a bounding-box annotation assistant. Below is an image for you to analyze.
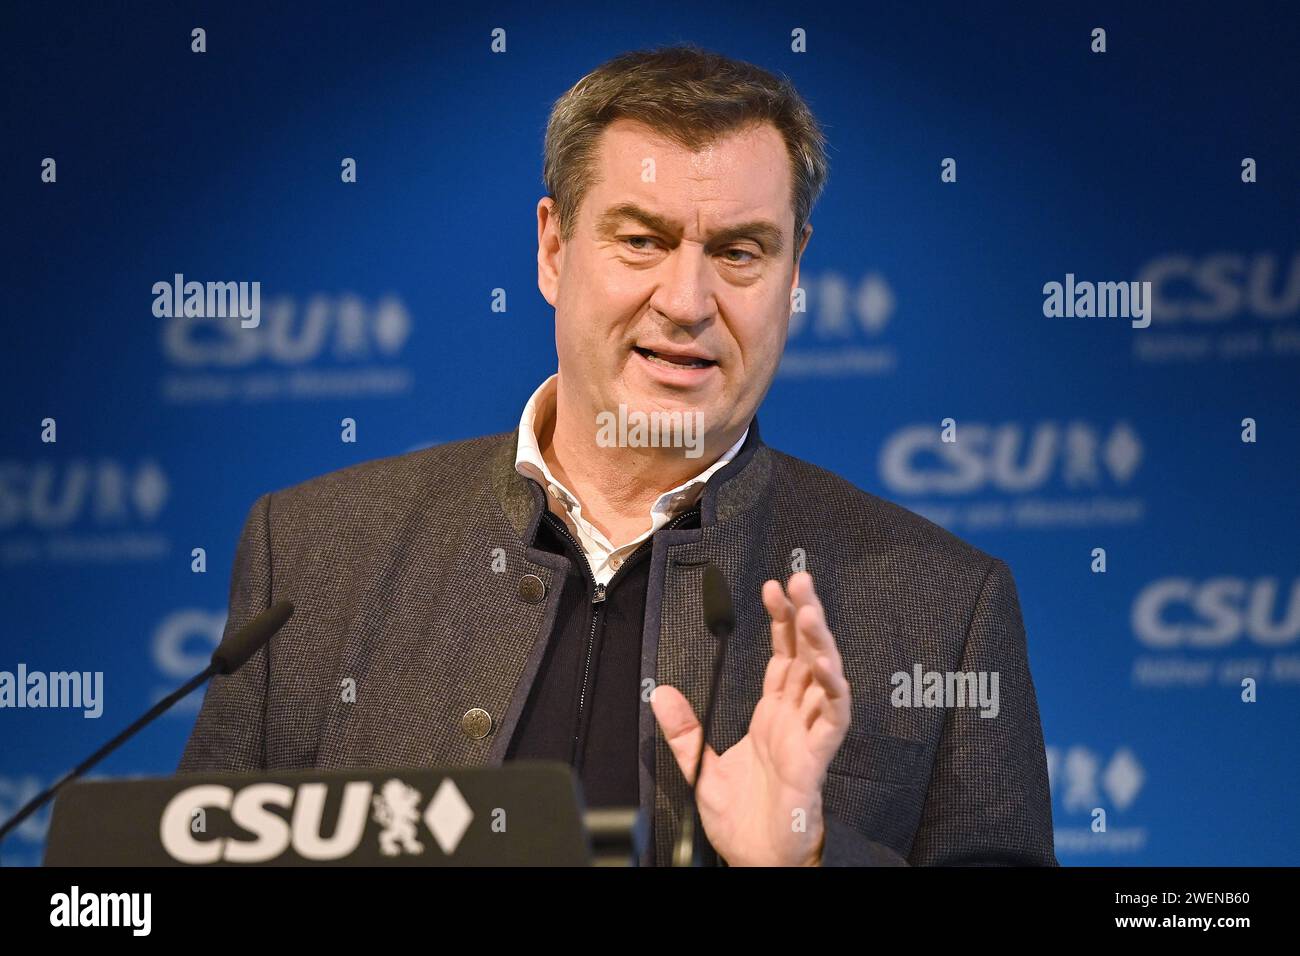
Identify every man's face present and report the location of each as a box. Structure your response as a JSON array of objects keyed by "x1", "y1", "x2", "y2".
[{"x1": 537, "y1": 118, "x2": 810, "y2": 454}]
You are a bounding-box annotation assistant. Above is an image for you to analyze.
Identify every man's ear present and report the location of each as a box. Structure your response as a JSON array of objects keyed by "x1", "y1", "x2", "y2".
[
  {"x1": 792, "y1": 221, "x2": 813, "y2": 289},
  {"x1": 537, "y1": 197, "x2": 563, "y2": 307}
]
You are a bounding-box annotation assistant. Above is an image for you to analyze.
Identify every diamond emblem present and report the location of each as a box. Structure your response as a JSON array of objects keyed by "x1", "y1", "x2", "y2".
[{"x1": 422, "y1": 778, "x2": 474, "y2": 854}]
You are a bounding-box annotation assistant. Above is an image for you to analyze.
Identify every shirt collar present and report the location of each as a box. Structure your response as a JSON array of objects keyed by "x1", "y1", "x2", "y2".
[{"x1": 514, "y1": 373, "x2": 749, "y2": 524}]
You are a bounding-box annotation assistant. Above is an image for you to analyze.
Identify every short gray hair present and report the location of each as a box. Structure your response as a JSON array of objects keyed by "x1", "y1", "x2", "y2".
[{"x1": 543, "y1": 44, "x2": 829, "y2": 260}]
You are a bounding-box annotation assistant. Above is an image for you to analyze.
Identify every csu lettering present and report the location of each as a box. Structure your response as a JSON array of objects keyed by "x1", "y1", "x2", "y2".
[
  {"x1": 161, "y1": 782, "x2": 372, "y2": 863},
  {"x1": 1132, "y1": 577, "x2": 1300, "y2": 648}
]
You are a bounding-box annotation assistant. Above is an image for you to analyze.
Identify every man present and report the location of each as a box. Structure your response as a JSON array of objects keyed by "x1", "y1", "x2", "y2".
[{"x1": 180, "y1": 45, "x2": 1056, "y2": 867}]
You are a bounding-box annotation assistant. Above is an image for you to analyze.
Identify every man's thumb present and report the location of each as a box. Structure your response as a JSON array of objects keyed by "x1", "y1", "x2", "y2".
[{"x1": 650, "y1": 683, "x2": 704, "y2": 783}]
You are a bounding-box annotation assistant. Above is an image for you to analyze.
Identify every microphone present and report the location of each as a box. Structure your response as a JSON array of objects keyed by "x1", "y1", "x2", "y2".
[
  {"x1": 212, "y1": 600, "x2": 293, "y2": 674},
  {"x1": 0, "y1": 600, "x2": 294, "y2": 846},
  {"x1": 673, "y1": 564, "x2": 734, "y2": 866}
]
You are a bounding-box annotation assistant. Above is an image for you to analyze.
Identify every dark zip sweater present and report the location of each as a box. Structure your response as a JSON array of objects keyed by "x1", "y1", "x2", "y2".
[{"x1": 505, "y1": 503, "x2": 702, "y2": 809}]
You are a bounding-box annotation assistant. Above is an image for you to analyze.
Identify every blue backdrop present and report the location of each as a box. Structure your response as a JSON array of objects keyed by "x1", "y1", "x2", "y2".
[{"x1": 3, "y1": 0, "x2": 1298, "y2": 866}]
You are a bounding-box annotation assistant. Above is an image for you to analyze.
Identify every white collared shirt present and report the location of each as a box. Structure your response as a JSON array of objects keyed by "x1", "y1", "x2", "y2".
[{"x1": 514, "y1": 374, "x2": 748, "y2": 587}]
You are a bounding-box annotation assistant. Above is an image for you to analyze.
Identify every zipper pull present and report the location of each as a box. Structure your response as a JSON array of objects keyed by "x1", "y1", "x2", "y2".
[{"x1": 592, "y1": 583, "x2": 607, "y2": 604}]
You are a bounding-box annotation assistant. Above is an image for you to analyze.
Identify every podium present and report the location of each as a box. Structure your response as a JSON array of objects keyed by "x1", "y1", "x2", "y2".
[{"x1": 43, "y1": 762, "x2": 642, "y2": 866}]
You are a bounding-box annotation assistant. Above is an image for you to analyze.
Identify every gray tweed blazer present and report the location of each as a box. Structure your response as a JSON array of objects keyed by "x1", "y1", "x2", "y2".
[{"x1": 178, "y1": 419, "x2": 1057, "y2": 867}]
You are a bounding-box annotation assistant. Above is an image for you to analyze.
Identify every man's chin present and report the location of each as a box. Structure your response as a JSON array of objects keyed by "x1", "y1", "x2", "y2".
[{"x1": 614, "y1": 383, "x2": 718, "y2": 419}]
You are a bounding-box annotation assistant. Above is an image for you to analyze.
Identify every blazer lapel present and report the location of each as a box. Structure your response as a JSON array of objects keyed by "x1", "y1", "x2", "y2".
[{"x1": 640, "y1": 423, "x2": 775, "y2": 865}]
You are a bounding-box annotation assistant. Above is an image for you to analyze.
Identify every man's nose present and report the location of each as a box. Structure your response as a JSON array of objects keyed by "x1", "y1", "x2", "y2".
[{"x1": 649, "y1": 242, "x2": 716, "y2": 328}]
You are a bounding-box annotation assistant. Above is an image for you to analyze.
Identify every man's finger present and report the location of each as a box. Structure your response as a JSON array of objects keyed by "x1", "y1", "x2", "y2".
[
  {"x1": 762, "y1": 650, "x2": 794, "y2": 697},
  {"x1": 793, "y1": 599, "x2": 838, "y2": 673},
  {"x1": 762, "y1": 579, "x2": 796, "y2": 659},
  {"x1": 802, "y1": 655, "x2": 850, "y2": 727},
  {"x1": 781, "y1": 574, "x2": 842, "y2": 668},
  {"x1": 799, "y1": 683, "x2": 829, "y2": 729},
  {"x1": 650, "y1": 683, "x2": 718, "y2": 786},
  {"x1": 787, "y1": 571, "x2": 824, "y2": 614},
  {"x1": 813, "y1": 653, "x2": 851, "y2": 703},
  {"x1": 782, "y1": 654, "x2": 815, "y2": 702},
  {"x1": 807, "y1": 656, "x2": 852, "y2": 755}
]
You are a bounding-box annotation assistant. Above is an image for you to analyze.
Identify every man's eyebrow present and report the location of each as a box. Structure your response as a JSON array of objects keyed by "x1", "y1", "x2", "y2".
[
  {"x1": 596, "y1": 203, "x2": 785, "y2": 255},
  {"x1": 596, "y1": 203, "x2": 680, "y2": 238}
]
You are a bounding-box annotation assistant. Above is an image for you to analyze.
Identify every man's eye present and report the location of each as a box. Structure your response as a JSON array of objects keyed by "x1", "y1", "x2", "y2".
[
  {"x1": 622, "y1": 236, "x2": 659, "y2": 252},
  {"x1": 721, "y1": 248, "x2": 758, "y2": 264}
]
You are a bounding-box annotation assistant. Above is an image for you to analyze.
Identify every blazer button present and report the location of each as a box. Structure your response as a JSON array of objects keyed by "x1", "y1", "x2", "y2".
[
  {"x1": 462, "y1": 708, "x2": 493, "y2": 739},
  {"x1": 518, "y1": 573, "x2": 546, "y2": 604}
]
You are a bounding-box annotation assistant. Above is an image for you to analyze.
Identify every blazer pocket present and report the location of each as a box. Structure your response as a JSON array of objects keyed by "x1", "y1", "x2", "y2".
[{"x1": 827, "y1": 731, "x2": 927, "y2": 785}]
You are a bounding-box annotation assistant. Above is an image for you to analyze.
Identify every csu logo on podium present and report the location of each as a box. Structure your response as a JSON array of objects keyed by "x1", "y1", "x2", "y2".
[{"x1": 161, "y1": 777, "x2": 474, "y2": 864}]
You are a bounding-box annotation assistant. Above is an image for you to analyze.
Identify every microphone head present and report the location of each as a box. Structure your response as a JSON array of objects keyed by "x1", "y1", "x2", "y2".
[
  {"x1": 211, "y1": 600, "x2": 294, "y2": 675},
  {"x1": 701, "y1": 563, "x2": 735, "y2": 638}
]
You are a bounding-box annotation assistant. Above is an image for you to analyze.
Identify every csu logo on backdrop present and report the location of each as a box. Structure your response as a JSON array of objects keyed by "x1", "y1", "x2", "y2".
[
  {"x1": 875, "y1": 421, "x2": 1146, "y2": 532},
  {"x1": 879, "y1": 421, "x2": 1142, "y2": 496},
  {"x1": 1130, "y1": 577, "x2": 1300, "y2": 690},
  {"x1": 161, "y1": 777, "x2": 474, "y2": 864},
  {"x1": 1047, "y1": 745, "x2": 1144, "y2": 812},
  {"x1": 779, "y1": 270, "x2": 898, "y2": 378},
  {"x1": 0, "y1": 460, "x2": 168, "y2": 530},
  {"x1": 160, "y1": 294, "x2": 415, "y2": 403},
  {"x1": 0, "y1": 460, "x2": 170, "y2": 566},
  {"x1": 1046, "y1": 744, "x2": 1148, "y2": 856},
  {"x1": 1132, "y1": 577, "x2": 1300, "y2": 648},
  {"x1": 162, "y1": 294, "x2": 410, "y2": 366},
  {"x1": 1137, "y1": 250, "x2": 1299, "y2": 322},
  {"x1": 1132, "y1": 250, "x2": 1300, "y2": 363}
]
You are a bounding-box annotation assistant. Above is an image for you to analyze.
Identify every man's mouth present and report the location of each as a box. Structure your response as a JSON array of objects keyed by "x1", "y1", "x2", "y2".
[{"x1": 632, "y1": 346, "x2": 717, "y2": 370}]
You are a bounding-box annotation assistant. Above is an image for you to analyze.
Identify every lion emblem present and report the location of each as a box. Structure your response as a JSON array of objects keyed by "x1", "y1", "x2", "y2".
[{"x1": 371, "y1": 778, "x2": 425, "y2": 856}]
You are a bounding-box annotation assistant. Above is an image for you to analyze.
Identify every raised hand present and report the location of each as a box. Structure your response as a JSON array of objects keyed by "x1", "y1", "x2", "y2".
[{"x1": 650, "y1": 571, "x2": 852, "y2": 866}]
